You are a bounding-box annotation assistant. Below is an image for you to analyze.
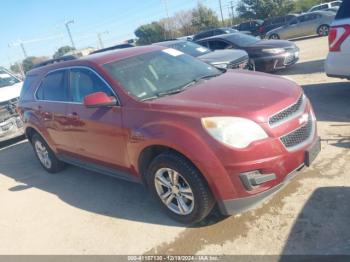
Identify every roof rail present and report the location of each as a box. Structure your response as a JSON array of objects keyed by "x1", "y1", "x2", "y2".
[
  {"x1": 32, "y1": 55, "x2": 78, "y2": 69},
  {"x1": 90, "y1": 43, "x2": 135, "y2": 55}
]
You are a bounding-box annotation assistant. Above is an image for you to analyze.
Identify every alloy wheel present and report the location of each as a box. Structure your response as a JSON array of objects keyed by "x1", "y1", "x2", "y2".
[
  {"x1": 34, "y1": 140, "x2": 52, "y2": 169},
  {"x1": 319, "y1": 26, "x2": 329, "y2": 36},
  {"x1": 154, "y1": 168, "x2": 195, "y2": 215}
]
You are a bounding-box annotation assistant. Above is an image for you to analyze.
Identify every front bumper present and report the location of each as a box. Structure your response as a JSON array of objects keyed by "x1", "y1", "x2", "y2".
[
  {"x1": 217, "y1": 137, "x2": 321, "y2": 215},
  {"x1": 0, "y1": 116, "x2": 24, "y2": 142}
]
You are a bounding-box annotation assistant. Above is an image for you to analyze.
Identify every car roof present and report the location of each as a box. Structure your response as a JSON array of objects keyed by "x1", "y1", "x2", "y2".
[
  {"x1": 153, "y1": 40, "x2": 187, "y2": 47},
  {"x1": 28, "y1": 45, "x2": 164, "y2": 75},
  {"x1": 196, "y1": 32, "x2": 245, "y2": 43}
]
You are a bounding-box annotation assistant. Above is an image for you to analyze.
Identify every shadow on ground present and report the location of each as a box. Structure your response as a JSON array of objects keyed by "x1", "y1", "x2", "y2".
[
  {"x1": 277, "y1": 59, "x2": 325, "y2": 76},
  {"x1": 303, "y1": 81, "x2": 350, "y2": 123},
  {"x1": 281, "y1": 187, "x2": 350, "y2": 257},
  {"x1": 0, "y1": 140, "x2": 184, "y2": 227}
]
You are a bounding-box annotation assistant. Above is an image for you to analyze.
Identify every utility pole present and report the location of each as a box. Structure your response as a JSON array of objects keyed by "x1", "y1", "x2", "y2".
[
  {"x1": 65, "y1": 20, "x2": 76, "y2": 49},
  {"x1": 218, "y1": 0, "x2": 224, "y2": 25},
  {"x1": 161, "y1": 0, "x2": 171, "y2": 39},
  {"x1": 97, "y1": 31, "x2": 109, "y2": 49},
  {"x1": 229, "y1": 1, "x2": 235, "y2": 25}
]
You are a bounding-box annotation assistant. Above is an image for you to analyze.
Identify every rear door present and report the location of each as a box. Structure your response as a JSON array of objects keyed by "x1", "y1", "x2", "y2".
[
  {"x1": 35, "y1": 69, "x2": 72, "y2": 152},
  {"x1": 66, "y1": 67, "x2": 128, "y2": 169},
  {"x1": 207, "y1": 40, "x2": 231, "y2": 50}
]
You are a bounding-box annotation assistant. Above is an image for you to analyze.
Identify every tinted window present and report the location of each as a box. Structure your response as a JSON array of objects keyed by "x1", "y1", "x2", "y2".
[
  {"x1": 336, "y1": 1, "x2": 350, "y2": 19},
  {"x1": 36, "y1": 70, "x2": 68, "y2": 101},
  {"x1": 208, "y1": 40, "x2": 230, "y2": 50},
  {"x1": 20, "y1": 75, "x2": 37, "y2": 101},
  {"x1": 69, "y1": 68, "x2": 114, "y2": 103},
  {"x1": 331, "y1": 2, "x2": 340, "y2": 7},
  {"x1": 103, "y1": 50, "x2": 221, "y2": 101},
  {"x1": 240, "y1": 22, "x2": 251, "y2": 31}
]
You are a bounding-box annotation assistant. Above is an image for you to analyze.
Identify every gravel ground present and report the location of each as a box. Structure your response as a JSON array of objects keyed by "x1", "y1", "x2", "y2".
[{"x1": 0, "y1": 36, "x2": 349, "y2": 256}]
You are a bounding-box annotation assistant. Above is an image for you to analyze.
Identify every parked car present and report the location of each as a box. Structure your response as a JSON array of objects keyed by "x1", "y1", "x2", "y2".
[
  {"x1": 308, "y1": 1, "x2": 342, "y2": 12},
  {"x1": 0, "y1": 67, "x2": 24, "y2": 142},
  {"x1": 154, "y1": 40, "x2": 250, "y2": 70},
  {"x1": 266, "y1": 11, "x2": 336, "y2": 40},
  {"x1": 259, "y1": 14, "x2": 298, "y2": 37},
  {"x1": 196, "y1": 33, "x2": 299, "y2": 72},
  {"x1": 18, "y1": 46, "x2": 320, "y2": 224},
  {"x1": 233, "y1": 20, "x2": 264, "y2": 36},
  {"x1": 192, "y1": 27, "x2": 238, "y2": 41},
  {"x1": 325, "y1": 0, "x2": 350, "y2": 79}
]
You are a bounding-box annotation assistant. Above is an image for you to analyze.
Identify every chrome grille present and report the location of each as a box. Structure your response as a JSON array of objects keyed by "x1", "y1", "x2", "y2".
[
  {"x1": 228, "y1": 55, "x2": 249, "y2": 69},
  {"x1": 0, "y1": 97, "x2": 19, "y2": 123},
  {"x1": 284, "y1": 54, "x2": 296, "y2": 65},
  {"x1": 280, "y1": 117, "x2": 313, "y2": 149},
  {"x1": 269, "y1": 95, "x2": 304, "y2": 127}
]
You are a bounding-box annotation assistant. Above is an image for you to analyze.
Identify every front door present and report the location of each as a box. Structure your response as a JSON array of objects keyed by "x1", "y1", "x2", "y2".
[{"x1": 66, "y1": 67, "x2": 128, "y2": 170}]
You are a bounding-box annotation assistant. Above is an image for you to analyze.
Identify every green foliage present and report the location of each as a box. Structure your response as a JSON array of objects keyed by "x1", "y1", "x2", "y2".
[
  {"x1": 134, "y1": 22, "x2": 167, "y2": 45},
  {"x1": 191, "y1": 4, "x2": 220, "y2": 31},
  {"x1": 237, "y1": 0, "x2": 295, "y2": 19},
  {"x1": 53, "y1": 46, "x2": 76, "y2": 59},
  {"x1": 21, "y1": 56, "x2": 49, "y2": 73},
  {"x1": 10, "y1": 63, "x2": 22, "y2": 75}
]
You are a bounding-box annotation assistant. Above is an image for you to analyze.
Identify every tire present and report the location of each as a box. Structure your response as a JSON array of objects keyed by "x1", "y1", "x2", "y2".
[
  {"x1": 146, "y1": 152, "x2": 215, "y2": 224},
  {"x1": 31, "y1": 133, "x2": 66, "y2": 173},
  {"x1": 318, "y1": 25, "x2": 329, "y2": 37},
  {"x1": 269, "y1": 34, "x2": 280, "y2": 40}
]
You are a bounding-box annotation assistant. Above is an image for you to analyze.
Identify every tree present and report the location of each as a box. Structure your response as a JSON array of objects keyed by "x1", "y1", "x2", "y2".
[
  {"x1": 10, "y1": 63, "x2": 23, "y2": 75},
  {"x1": 134, "y1": 22, "x2": 167, "y2": 45},
  {"x1": 237, "y1": 0, "x2": 295, "y2": 20},
  {"x1": 191, "y1": 4, "x2": 220, "y2": 31},
  {"x1": 53, "y1": 46, "x2": 76, "y2": 59},
  {"x1": 22, "y1": 56, "x2": 49, "y2": 73}
]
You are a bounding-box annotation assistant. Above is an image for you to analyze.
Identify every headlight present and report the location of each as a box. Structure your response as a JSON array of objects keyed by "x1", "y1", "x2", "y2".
[
  {"x1": 262, "y1": 48, "x2": 285, "y2": 54},
  {"x1": 211, "y1": 63, "x2": 228, "y2": 69},
  {"x1": 201, "y1": 117, "x2": 268, "y2": 149}
]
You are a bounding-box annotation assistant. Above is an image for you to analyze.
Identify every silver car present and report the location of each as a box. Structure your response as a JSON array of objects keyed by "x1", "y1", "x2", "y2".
[{"x1": 266, "y1": 11, "x2": 336, "y2": 40}]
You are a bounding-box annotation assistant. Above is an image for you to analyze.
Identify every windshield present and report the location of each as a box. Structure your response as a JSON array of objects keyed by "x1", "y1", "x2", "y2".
[
  {"x1": 168, "y1": 41, "x2": 211, "y2": 57},
  {"x1": 103, "y1": 49, "x2": 221, "y2": 101},
  {"x1": 227, "y1": 33, "x2": 260, "y2": 47},
  {"x1": 0, "y1": 69, "x2": 20, "y2": 88}
]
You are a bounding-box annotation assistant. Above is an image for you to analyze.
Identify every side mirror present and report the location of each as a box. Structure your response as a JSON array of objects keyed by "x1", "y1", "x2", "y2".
[{"x1": 83, "y1": 92, "x2": 117, "y2": 108}]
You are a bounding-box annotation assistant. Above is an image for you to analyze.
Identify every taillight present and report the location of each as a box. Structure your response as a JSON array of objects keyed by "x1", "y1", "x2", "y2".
[{"x1": 329, "y1": 25, "x2": 350, "y2": 52}]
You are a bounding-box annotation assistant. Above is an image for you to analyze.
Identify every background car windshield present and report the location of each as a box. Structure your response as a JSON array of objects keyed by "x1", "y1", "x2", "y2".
[
  {"x1": 104, "y1": 50, "x2": 221, "y2": 101},
  {"x1": 227, "y1": 34, "x2": 260, "y2": 47},
  {"x1": 0, "y1": 69, "x2": 20, "y2": 88},
  {"x1": 169, "y1": 42, "x2": 211, "y2": 57}
]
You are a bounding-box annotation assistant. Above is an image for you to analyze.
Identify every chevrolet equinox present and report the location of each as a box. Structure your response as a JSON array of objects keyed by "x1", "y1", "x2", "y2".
[{"x1": 18, "y1": 46, "x2": 321, "y2": 224}]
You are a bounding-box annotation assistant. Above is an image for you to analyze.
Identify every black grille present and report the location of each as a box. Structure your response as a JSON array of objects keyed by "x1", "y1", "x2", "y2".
[
  {"x1": 0, "y1": 97, "x2": 19, "y2": 123},
  {"x1": 284, "y1": 54, "x2": 296, "y2": 65},
  {"x1": 280, "y1": 117, "x2": 313, "y2": 149},
  {"x1": 269, "y1": 95, "x2": 304, "y2": 126}
]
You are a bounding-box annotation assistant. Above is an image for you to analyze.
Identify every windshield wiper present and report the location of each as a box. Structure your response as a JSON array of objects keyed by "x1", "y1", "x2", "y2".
[
  {"x1": 156, "y1": 80, "x2": 197, "y2": 97},
  {"x1": 195, "y1": 73, "x2": 222, "y2": 81}
]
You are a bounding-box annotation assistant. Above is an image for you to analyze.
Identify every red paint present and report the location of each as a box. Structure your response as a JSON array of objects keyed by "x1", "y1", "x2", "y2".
[{"x1": 19, "y1": 46, "x2": 318, "y2": 202}]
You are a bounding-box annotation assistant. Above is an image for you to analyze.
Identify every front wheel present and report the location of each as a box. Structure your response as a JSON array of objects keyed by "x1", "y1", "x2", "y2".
[
  {"x1": 147, "y1": 153, "x2": 215, "y2": 224},
  {"x1": 318, "y1": 25, "x2": 329, "y2": 36}
]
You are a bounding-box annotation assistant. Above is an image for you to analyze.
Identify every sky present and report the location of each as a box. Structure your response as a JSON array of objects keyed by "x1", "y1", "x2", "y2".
[{"x1": 0, "y1": 0, "x2": 239, "y2": 68}]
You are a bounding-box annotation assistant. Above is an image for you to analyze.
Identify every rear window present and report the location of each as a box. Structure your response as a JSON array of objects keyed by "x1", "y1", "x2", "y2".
[
  {"x1": 336, "y1": 1, "x2": 350, "y2": 19},
  {"x1": 20, "y1": 75, "x2": 37, "y2": 101}
]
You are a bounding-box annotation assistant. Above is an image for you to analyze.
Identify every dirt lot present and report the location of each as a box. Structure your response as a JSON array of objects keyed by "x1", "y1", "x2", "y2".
[{"x1": 1, "y1": 36, "x2": 349, "y2": 255}]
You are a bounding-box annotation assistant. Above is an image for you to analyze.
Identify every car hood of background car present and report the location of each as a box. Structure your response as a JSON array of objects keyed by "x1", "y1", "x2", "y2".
[
  {"x1": 198, "y1": 49, "x2": 248, "y2": 64},
  {"x1": 0, "y1": 82, "x2": 23, "y2": 102},
  {"x1": 148, "y1": 70, "x2": 301, "y2": 123},
  {"x1": 245, "y1": 39, "x2": 295, "y2": 50}
]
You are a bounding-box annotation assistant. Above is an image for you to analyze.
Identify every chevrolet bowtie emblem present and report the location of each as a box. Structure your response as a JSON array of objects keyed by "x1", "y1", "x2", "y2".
[{"x1": 299, "y1": 113, "x2": 309, "y2": 125}]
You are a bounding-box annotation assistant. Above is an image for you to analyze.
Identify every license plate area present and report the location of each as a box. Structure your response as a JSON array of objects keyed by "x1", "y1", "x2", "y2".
[{"x1": 305, "y1": 138, "x2": 321, "y2": 167}]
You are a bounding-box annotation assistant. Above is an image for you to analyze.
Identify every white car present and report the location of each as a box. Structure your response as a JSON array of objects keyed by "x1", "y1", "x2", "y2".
[
  {"x1": 325, "y1": 1, "x2": 350, "y2": 79},
  {"x1": 0, "y1": 67, "x2": 24, "y2": 142},
  {"x1": 308, "y1": 1, "x2": 342, "y2": 13}
]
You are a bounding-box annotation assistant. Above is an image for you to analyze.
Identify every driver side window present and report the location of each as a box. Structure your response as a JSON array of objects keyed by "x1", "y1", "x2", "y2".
[{"x1": 69, "y1": 68, "x2": 113, "y2": 103}]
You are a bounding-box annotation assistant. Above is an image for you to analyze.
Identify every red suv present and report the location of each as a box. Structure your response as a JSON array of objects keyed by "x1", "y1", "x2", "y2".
[{"x1": 18, "y1": 46, "x2": 320, "y2": 224}]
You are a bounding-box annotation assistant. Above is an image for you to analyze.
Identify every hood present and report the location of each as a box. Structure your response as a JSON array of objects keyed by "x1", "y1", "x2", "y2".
[
  {"x1": 0, "y1": 82, "x2": 23, "y2": 103},
  {"x1": 149, "y1": 71, "x2": 301, "y2": 123},
  {"x1": 198, "y1": 49, "x2": 248, "y2": 64},
  {"x1": 246, "y1": 39, "x2": 295, "y2": 50}
]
